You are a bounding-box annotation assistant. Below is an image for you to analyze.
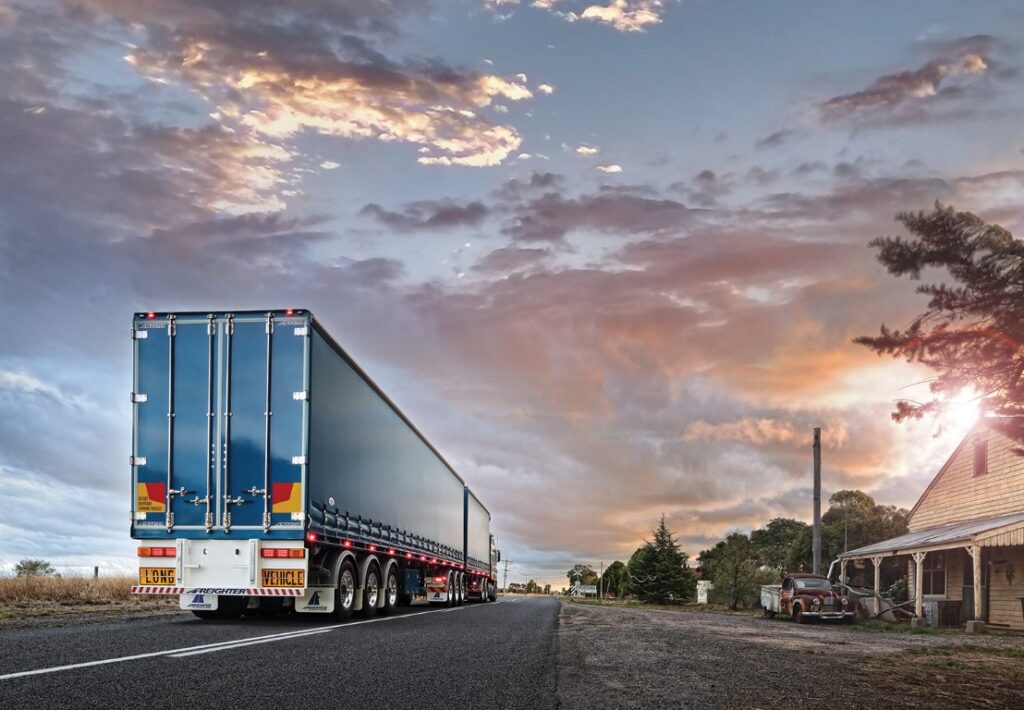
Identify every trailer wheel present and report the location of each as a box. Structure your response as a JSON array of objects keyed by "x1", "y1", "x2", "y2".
[
  {"x1": 382, "y1": 568, "x2": 399, "y2": 616},
  {"x1": 446, "y1": 573, "x2": 455, "y2": 608},
  {"x1": 333, "y1": 560, "x2": 357, "y2": 621},
  {"x1": 362, "y1": 566, "x2": 380, "y2": 618}
]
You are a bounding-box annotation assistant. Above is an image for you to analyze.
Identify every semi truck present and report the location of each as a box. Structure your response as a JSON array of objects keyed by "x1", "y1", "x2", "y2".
[{"x1": 129, "y1": 309, "x2": 499, "y2": 619}]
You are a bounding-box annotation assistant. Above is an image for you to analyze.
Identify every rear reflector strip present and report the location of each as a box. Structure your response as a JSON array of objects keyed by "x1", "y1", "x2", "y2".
[
  {"x1": 138, "y1": 547, "x2": 176, "y2": 558},
  {"x1": 260, "y1": 548, "x2": 305, "y2": 559}
]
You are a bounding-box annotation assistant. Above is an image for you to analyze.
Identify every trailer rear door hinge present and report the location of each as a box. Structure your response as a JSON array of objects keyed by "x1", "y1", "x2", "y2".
[
  {"x1": 130, "y1": 392, "x2": 148, "y2": 403},
  {"x1": 294, "y1": 326, "x2": 308, "y2": 337},
  {"x1": 291, "y1": 455, "x2": 307, "y2": 465},
  {"x1": 292, "y1": 390, "x2": 309, "y2": 401},
  {"x1": 266, "y1": 320, "x2": 274, "y2": 334},
  {"x1": 132, "y1": 329, "x2": 149, "y2": 340},
  {"x1": 130, "y1": 456, "x2": 147, "y2": 467}
]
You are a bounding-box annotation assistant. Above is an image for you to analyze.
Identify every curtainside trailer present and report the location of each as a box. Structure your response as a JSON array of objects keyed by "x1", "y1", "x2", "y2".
[{"x1": 130, "y1": 309, "x2": 498, "y2": 619}]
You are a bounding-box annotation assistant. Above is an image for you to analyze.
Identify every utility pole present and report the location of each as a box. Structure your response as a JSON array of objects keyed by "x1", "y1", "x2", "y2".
[
  {"x1": 502, "y1": 559, "x2": 511, "y2": 595},
  {"x1": 599, "y1": 561, "x2": 604, "y2": 600},
  {"x1": 812, "y1": 427, "x2": 822, "y2": 575}
]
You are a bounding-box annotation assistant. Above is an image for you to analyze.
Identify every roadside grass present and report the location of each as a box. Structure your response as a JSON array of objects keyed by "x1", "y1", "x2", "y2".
[
  {"x1": 566, "y1": 597, "x2": 755, "y2": 617},
  {"x1": 0, "y1": 575, "x2": 176, "y2": 620},
  {"x1": 864, "y1": 646, "x2": 1024, "y2": 709},
  {"x1": 566, "y1": 598, "x2": 972, "y2": 635}
]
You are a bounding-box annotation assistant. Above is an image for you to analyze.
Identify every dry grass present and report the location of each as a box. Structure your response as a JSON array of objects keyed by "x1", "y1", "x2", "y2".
[
  {"x1": 0, "y1": 575, "x2": 178, "y2": 621},
  {"x1": 0, "y1": 575, "x2": 136, "y2": 603}
]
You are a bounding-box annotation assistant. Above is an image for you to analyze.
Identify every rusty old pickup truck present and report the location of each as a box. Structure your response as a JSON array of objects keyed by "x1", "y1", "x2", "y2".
[{"x1": 761, "y1": 573, "x2": 855, "y2": 623}]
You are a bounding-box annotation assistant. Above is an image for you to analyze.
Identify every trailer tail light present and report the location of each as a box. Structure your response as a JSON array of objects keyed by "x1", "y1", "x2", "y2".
[
  {"x1": 261, "y1": 548, "x2": 305, "y2": 559},
  {"x1": 138, "y1": 546, "x2": 175, "y2": 557},
  {"x1": 434, "y1": 576, "x2": 446, "y2": 584}
]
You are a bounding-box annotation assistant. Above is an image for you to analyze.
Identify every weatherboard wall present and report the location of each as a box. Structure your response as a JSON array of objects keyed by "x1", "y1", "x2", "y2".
[{"x1": 909, "y1": 423, "x2": 1024, "y2": 532}]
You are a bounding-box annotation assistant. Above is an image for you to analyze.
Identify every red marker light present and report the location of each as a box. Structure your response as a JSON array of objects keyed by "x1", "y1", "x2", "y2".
[
  {"x1": 147, "y1": 312, "x2": 156, "y2": 319},
  {"x1": 306, "y1": 533, "x2": 318, "y2": 543},
  {"x1": 419, "y1": 555, "x2": 426, "y2": 562},
  {"x1": 368, "y1": 544, "x2": 376, "y2": 552},
  {"x1": 285, "y1": 309, "x2": 294, "y2": 316},
  {"x1": 388, "y1": 549, "x2": 396, "y2": 556},
  {"x1": 343, "y1": 540, "x2": 352, "y2": 548},
  {"x1": 405, "y1": 552, "x2": 412, "y2": 559}
]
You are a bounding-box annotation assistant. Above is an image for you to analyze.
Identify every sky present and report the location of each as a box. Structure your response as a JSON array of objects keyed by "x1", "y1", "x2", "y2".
[{"x1": 1, "y1": 0, "x2": 1023, "y2": 589}]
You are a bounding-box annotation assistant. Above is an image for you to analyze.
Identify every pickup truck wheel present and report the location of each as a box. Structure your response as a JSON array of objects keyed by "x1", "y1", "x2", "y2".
[
  {"x1": 362, "y1": 567, "x2": 380, "y2": 618},
  {"x1": 793, "y1": 605, "x2": 807, "y2": 624},
  {"x1": 382, "y1": 569, "x2": 399, "y2": 616},
  {"x1": 763, "y1": 606, "x2": 775, "y2": 620},
  {"x1": 333, "y1": 561, "x2": 356, "y2": 621}
]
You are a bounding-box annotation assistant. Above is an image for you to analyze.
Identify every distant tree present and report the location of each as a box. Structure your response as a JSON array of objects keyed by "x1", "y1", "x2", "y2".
[
  {"x1": 750, "y1": 518, "x2": 809, "y2": 575},
  {"x1": 15, "y1": 559, "x2": 55, "y2": 577},
  {"x1": 601, "y1": 560, "x2": 629, "y2": 598},
  {"x1": 697, "y1": 539, "x2": 728, "y2": 582},
  {"x1": 525, "y1": 579, "x2": 539, "y2": 594},
  {"x1": 856, "y1": 204, "x2": 1024, "y2": 443},
  {"x1": 543, "y1": 584, "x2": 551, "y2": 595},
  {"x1": 627, "y1": 516, "x2": 697, "y2": 603},
  {"x1": 710, "y1": 533, "x2": 761, "y2": 610},
  {"x1": 566, "y1": 564, "x2": 598, "y2": 587},
  {"x1": 785, "y1": 490, "x2": 909, "y2": 573}
]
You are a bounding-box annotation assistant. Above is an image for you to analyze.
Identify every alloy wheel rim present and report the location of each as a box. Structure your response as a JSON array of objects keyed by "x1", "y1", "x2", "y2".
[
  {"x1": 340, "y1": 570, "x2": 355, "y2": 608},
  {"x1": 387, "y1": 575, "x2": 397, "y2": 606},
  {"x1": 367, "y1": 574, "x2": 379, "y2": 608}
]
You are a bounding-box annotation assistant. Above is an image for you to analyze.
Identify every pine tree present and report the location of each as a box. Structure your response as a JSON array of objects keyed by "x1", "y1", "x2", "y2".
[
  {"x1": 627, "y1": 515, "x2": 697, "y2": 603},
  {"x1": 856, "y1": 204, "x2": 1024, "y2": 440}
]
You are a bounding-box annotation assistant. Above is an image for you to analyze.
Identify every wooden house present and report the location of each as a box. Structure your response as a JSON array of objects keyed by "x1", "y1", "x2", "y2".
[{"x1": 839, "y1": 418, "x2": 1024, "y2": 631}]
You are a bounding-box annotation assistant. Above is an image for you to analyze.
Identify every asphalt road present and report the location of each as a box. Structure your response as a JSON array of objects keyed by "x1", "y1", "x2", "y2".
[{"x1": 0, "y1": 596, "x2": 558, "y2": 710}]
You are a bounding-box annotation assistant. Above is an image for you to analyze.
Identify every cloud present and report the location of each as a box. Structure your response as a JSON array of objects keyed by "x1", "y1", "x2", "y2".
[
  {"x1": 597, "y1": 163, "x2": 623, "y2": 173},
  {"x1": 820, "y1": 35, "x2": 1009, "y2": 126},
  {"x1": 575, "y1": 145, "x2": 600, "y2": 156},
  {"x1": 537, "y1": 83, "x2": 555, "y2": 94},
  {"x1": 756, "y1": 128, "x2": 801, "y2": 150},
  {"x1": 579, "y1": 0, "x2": 665, "y2": 32},
  {"x1": 320, "y1": 160, "x2": 341, "y2": 170},
  {"x1": 81, "y1": 0, "x2": 540, "y2": 168},
  {"x1": 360, "y1": 200, "x2": 490, "y2": 232},
  {"x1": 473, "y1": 246, "x2": 552, "y2": 273}
]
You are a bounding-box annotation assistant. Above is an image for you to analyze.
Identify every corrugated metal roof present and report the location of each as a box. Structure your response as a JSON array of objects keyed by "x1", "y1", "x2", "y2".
[{"x1": 840, "y1": 511, "x2": 1024, "y2": 558}]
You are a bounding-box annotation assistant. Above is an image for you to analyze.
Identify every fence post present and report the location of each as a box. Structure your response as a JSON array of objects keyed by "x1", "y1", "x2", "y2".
[{"x1": 94, "y1": 566, "x2": 99, "y2": 579}]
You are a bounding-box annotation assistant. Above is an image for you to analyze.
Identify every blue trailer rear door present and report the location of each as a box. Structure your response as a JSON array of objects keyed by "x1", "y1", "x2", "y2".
[{"x1": 132, "y1": 311, "x2": 308, "y2": 537}]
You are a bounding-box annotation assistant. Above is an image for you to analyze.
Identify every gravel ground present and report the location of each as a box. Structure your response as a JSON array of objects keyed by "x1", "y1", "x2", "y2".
[{"x1": 557, "y1": 601, "x2": 1024, "y2": 710}]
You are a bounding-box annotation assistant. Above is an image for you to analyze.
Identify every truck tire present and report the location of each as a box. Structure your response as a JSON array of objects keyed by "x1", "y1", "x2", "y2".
[
  {"x1": 362, "y1": 566, "x2": 380, "y2": 618},
  {"x1": 383, "y1": 568, "x2": 399, "y2": 616},
  {"x1": 333, "y1": 560, "x2": 357, "y2": 621},
  {"x1": 763, "y1": 606, "x2": 775, "y2": 620},
  {"x1": 793, "y1": 604, "x2": 807, "y2": 624},
  {"x1": 446, "y1": 573, "x2": 455, "y2": 608},
  {"x1": 456, "y1": 574, "x2": 464, "y2": 606}
]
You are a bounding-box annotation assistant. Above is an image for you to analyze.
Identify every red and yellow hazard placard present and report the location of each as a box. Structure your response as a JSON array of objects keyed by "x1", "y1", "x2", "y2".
[
  {"x1": 271, "y1": 482, "x2": 302, "y2": 513},
  {"x1": 136, "y1": 482, "x2": 166, "y2": 513}
]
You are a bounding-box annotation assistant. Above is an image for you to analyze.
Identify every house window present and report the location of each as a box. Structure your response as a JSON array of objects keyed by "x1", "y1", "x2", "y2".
[
  {"x1": 922, "y1": 551, "x2": 946, "y2": 596},
  {"x1": 973, "y1": 438, "x2": 988, "y2": 477}
]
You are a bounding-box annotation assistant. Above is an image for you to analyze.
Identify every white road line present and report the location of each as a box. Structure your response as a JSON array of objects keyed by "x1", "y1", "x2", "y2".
[{"x1": 0, "y1": 602, "x2": 506, "y2": 680}]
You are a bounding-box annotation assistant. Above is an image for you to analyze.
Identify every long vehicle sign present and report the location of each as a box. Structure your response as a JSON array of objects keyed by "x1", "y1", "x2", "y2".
[
  {"x1": 261, "y1": 569, "x2": 304, "y2": 588},
  {"x1": 139, "y1": 568, "x2": 176, "y2": 585}
]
